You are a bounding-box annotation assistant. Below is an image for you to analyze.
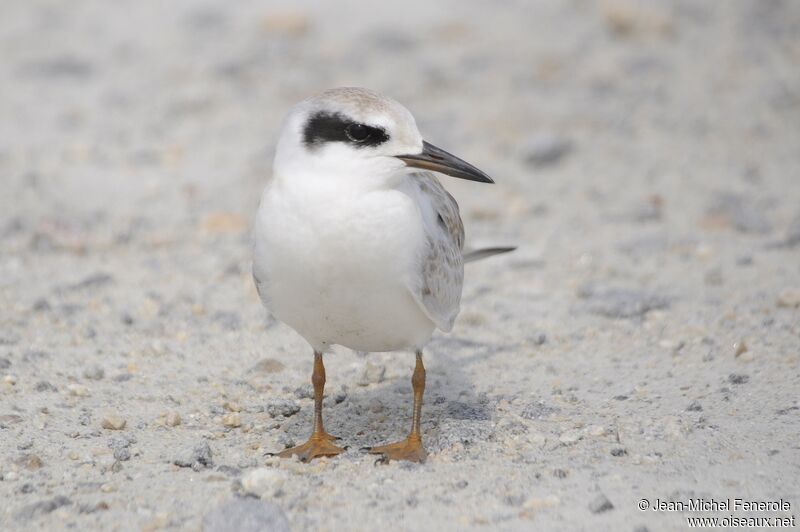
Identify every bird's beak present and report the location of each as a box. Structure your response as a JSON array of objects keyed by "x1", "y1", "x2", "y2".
[{"x1": 397, "y1": 141, "x2": 494, "y2": 184}]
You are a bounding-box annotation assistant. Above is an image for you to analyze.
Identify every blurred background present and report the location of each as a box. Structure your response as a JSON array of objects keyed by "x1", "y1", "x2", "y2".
[
  {"x1": 2, "y1": 0, "x2": 797, "y2": 248},
  {"x1": 1, "y1": 1, "x2": 799, "y2": 530}
]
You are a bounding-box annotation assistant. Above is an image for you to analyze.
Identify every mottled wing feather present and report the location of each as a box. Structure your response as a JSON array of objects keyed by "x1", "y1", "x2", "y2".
[{"x1": 407, "y1": 172, "x2": 464, "y2": 332}]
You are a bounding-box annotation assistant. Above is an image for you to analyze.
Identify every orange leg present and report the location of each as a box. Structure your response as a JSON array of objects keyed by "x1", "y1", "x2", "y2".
[
  {"x1": 369, "y1": 351, "x2": 428, "y2": 463},
  {"x1": 278, "y1": 351, "x2": 344, "y2": 462}
]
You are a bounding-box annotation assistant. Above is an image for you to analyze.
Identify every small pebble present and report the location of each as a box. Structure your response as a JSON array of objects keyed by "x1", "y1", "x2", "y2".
[
  {"x1": 293, "y1": 385, "x2": 313, "y2": 400},
  {"x1": 82, "y1": 365, "x2": 105, "y2": 380},
  {"x1": 587, "y1": 425, "x2": 606, "y2": 437},
  {"x1": 223, "y1": 401, "x2": 242, "y2": 412},
  {"x1": 113, "y1": 447, "x2": 131, "y2": 462},
  {"x1": 728, "y1": 373, "x2": 749, "y2": 385},
  {"x1": 32, "y1": 298, "x2": 51, "y2": 311},
  {"x1": 222, "y1": 413, "x2": 242, "y2": 428},
  {"x1": 589, "y1": 493, "x2": 614, "y2": 513},
  {"x1": 173, "y1": 441, "x2": 213, "y2": 470},
  {"x1": 241, "y1": 467, "x2": 288, "y2": 498},
  {"x1": 164, "y1": 412, "x2": 181, "y2": 427},
  {"x1": 777, "y1": 290, "x2": 800, "y2": 308},
  {"x1": 559, "y1": 430, "x2": 582, "y2": 445},
  {"x1": 332, "y1": 388, "x2": 347, "y2": 404},
  {"x1": 733, "y1": 341, "x2": 748, "y2": 357},
  {"x1": 67, "y1": 384, "x2": 90, "y2": 397},
  {"x1": 34, "y1": 381, "x2": 57, "y2": 392},
  {"x1": 530, "y1": 332, "x2": 547, "y2": 345},
  {"x1": 266, "y1": 399, "x2": 300, "y2": 418},
  {"x1": 17, "y1": 454, "x2": 44, "y2": 471},
  {"x1": 101, "y1": 415, "x2": 127, "y2": 430},
  {"x1": 275, "y1": 433, "x2": 294, "y2": 449},
  {"x1": 522, "y1": 132, "x2": 573, "y2": 168},
  {"x1": 252, "y1": 358, "x2": 285, "y2": 374}
]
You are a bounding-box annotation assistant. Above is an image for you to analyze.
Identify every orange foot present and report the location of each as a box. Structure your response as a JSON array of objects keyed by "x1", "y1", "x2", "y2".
[
  {"x1": 368, "y1": 436, "x2": 427, "y2": 463},
  {"x1": 277, "y1": 433, "x2": 344, "y2": 462}
]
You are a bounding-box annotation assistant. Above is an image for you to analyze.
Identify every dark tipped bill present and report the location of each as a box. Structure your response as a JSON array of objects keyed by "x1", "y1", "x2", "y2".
[{"x1": 397, "y1": 141, "x2": 494, "y2": 183}]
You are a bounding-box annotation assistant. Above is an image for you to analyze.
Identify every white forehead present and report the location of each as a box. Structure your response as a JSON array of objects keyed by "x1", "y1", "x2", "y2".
[{"x1": 295, "y1": 87, "x2": 420, "y2": 145}]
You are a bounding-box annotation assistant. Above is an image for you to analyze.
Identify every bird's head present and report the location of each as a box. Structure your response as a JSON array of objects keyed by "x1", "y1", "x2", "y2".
[{"x1": 273, "y1": 87, "x2": 493, "y2": 187}]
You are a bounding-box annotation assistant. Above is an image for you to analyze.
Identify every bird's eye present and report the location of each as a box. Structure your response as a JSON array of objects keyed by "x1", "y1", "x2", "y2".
[{"x1": 345, "y1": 123, "x2": 371, "y2": 142}]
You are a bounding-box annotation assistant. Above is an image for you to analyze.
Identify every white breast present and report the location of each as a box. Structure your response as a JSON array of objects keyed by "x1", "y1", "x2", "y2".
[{"x1": 253, "y1": 174, "x2": 436, "y2": 352}]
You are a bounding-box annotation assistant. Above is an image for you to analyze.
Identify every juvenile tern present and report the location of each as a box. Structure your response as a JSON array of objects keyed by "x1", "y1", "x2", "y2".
[{"x1": 253, "y1": 87, "x2": 513, "y2": 462}]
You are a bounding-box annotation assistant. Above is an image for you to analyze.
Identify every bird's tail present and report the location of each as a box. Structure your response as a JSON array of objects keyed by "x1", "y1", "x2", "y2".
[{"x1": 464, "y1": 246, "x2": 517, "y2": 263}]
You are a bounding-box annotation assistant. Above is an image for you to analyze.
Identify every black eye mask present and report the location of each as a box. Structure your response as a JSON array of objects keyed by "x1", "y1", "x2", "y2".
[{"x1": 303, "y1": 111, "x2": 390, "y2": 149}]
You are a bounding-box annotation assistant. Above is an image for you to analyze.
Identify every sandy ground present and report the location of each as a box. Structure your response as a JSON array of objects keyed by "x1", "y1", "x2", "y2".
[{"x1": 1, "y1": 1, "x2": 799, "y2": 530}]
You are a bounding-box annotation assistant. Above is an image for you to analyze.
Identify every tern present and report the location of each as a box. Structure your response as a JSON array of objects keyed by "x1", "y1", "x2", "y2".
[{"x1": 253, "y1": 87, "x2": 513, "y2": 462}]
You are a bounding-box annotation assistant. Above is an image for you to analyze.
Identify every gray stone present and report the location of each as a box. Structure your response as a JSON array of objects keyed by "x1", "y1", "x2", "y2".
[
  {"x1": 23, "y1": 350, "x2": 49, "y2": 362},
  {"x1": 64, "y1": 272, "x2": 114, "y2": 291},
  {"x1": 589, "y1": 493, "x2": 614, "y2": 513},
  {"x1": 707, "y1": 192, "x2": 771, "y2": 234},
  {"x1": 18, "y1": 56, "x2": 93, "y2": 79},
  {"x1": 522, "y1": 132, "x2": 573, "y2": 168},
  {"x1": 446, "y1": 401, "x2": 490, "y2": 421},
  {"x1": 174, "y1": 441, "x2": 213, "y2": 471},
  {"x1": 113, "y1": 447, "x2": 131, "y2": 461},
  {"x1": 529, "y1": 332, "x2": 547, "y2": 345},
  {"x1": 435, "y1": 419, "x2": 494, "y2": 450},
  {"x1": 82, "y1": 365, "x2": 105, "y2": 380},
  {"x1": 687, "y1": 400, "x2": 703, "y2": 411},
  {"x1": 293, "y1": 384, "x2": 313, "y2": 399},
  {"x1": 202, "y1": 498, "x2": 289, "y2": 532},
  {"x1": 216, "y1": 465, "x2": 241, "y2": 477},
  {"x1": 0, "y1": 356, "x2": 10, "y2": 369},
  {"x1": 728, "y1": 373, "x2": 749, "y2": 385},
  {"x1": 15, "y1": 496, "x2": 71, "y2": 521},
  {"x1": 578, "y1": 283, "x2": 670, "y2": 319},
  {"x1": 275, "y1": 433, "x2": 295, "y2": 449},
  {"x1": 520, "y1": 400, "x2": 559, "y2": 420},
  {"x1": 266, "y1": 399, "x2": 300, "y2": 418},
  {"x1": 34, "y1": 381, "x2": 57, "y2": 392},
  {"x1": 0, "y1": 335, "x2": 20, "y2": 346},
  {"x1": 783, "y1": 215, "x2": 800, "y2": 247},
  {"x1": 332, "y1": 387, "x2": 348, "y2": 404},
  {"x1": 32, "y1": 298, "x2": 51, "y2": 312},
  {"x1": 108, "y1": 436, "x2": 132, "y2": 451}
]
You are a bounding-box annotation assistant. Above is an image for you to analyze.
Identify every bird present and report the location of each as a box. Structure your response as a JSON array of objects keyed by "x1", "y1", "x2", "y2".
[{"x1": 253, "y1": 87, "x2": 513, "y2": 463}]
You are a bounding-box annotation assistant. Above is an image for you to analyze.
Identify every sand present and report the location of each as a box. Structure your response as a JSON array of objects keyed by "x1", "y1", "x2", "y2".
[{"x1": 1, "y1": 1, "x2": 798, "y2": 530}]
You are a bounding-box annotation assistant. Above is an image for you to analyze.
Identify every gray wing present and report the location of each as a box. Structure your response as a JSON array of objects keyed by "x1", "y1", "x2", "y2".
[{"x1": 406, "y1": 172, "x2": 465, "y2": 332}]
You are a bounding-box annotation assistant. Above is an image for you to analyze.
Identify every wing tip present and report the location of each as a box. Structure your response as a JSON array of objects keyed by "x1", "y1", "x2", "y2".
[{"x1": 463, "y1": 246, "x2": 517, "y2": 263}]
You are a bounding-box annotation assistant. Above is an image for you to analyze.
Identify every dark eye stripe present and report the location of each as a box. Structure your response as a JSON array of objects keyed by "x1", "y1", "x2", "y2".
[{"x1": 303, "y1": 111, "x2": 389, "y2": 149}]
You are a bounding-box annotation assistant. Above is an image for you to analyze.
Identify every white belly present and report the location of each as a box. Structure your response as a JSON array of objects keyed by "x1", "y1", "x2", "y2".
[{"x1": 253, "y1": 179, "x2": 435, "y2": 352}]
